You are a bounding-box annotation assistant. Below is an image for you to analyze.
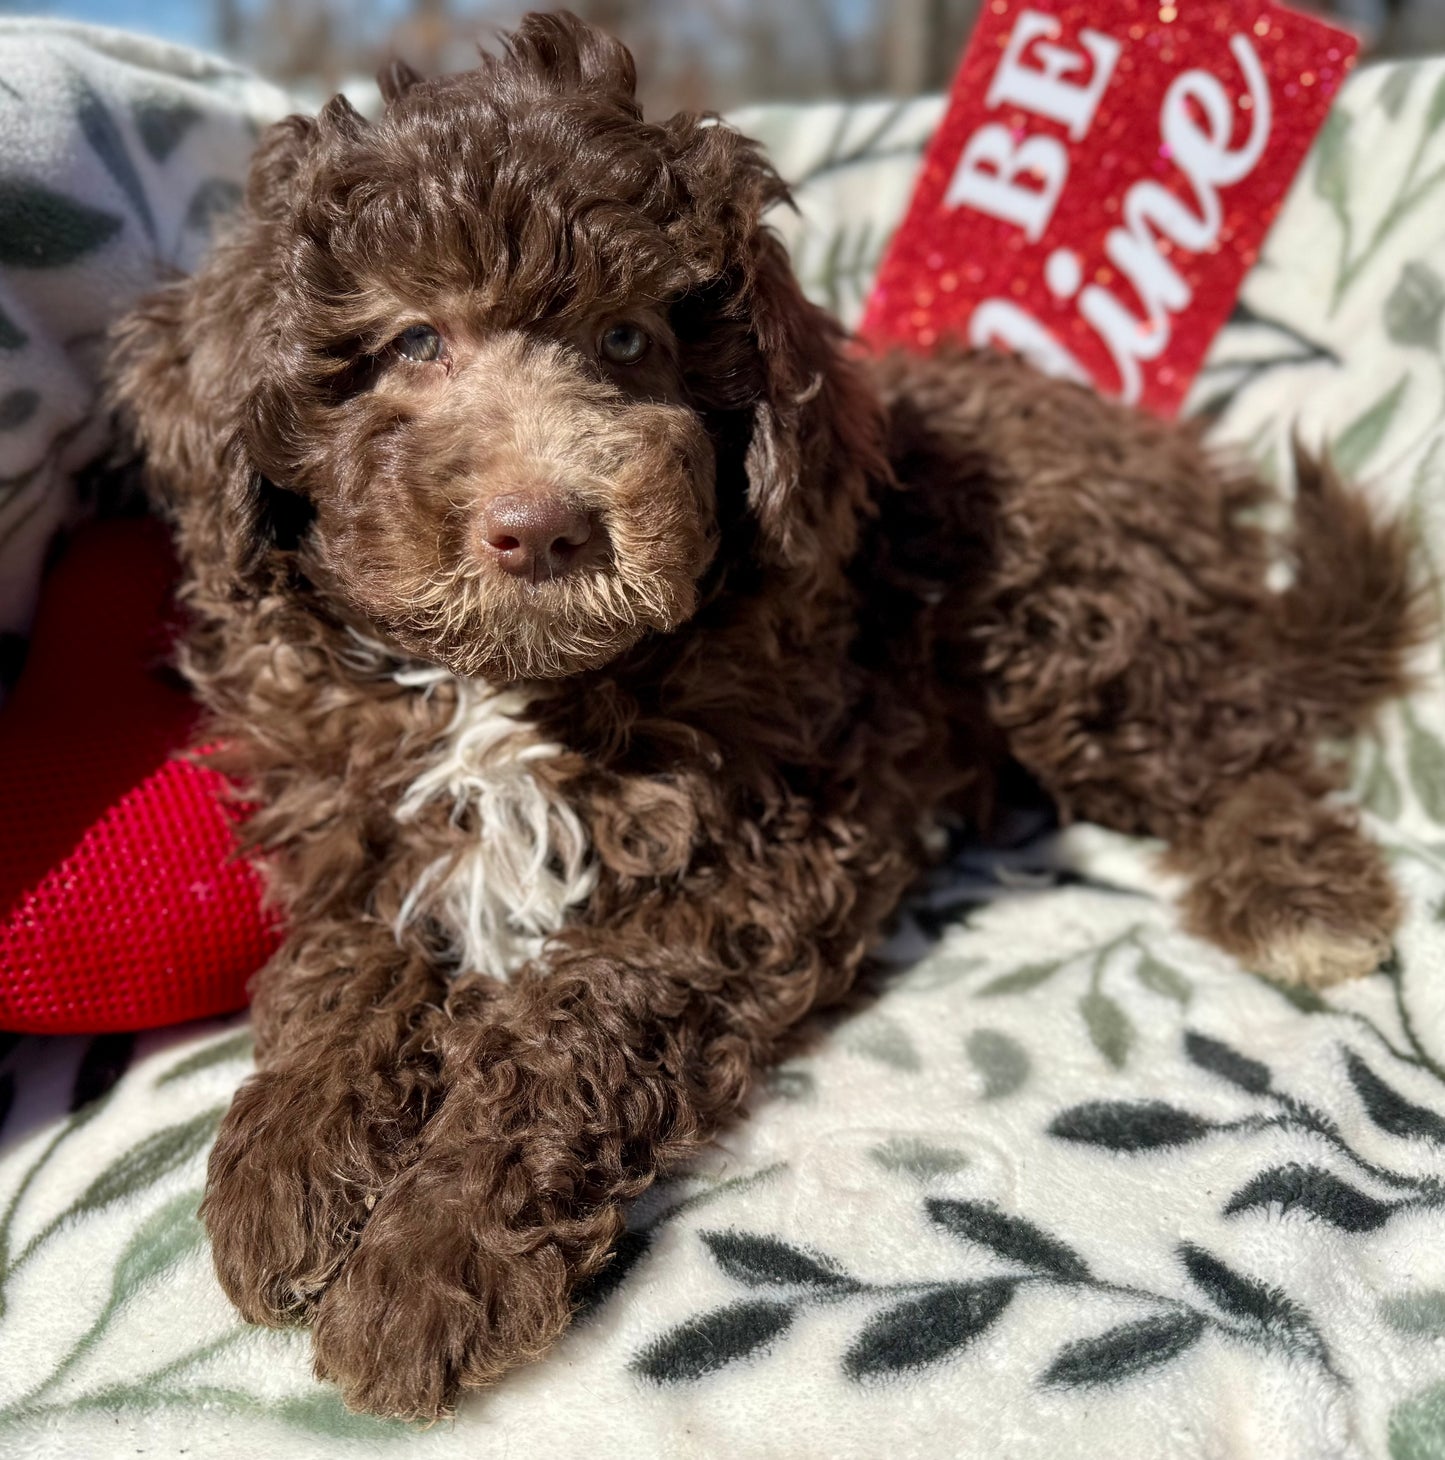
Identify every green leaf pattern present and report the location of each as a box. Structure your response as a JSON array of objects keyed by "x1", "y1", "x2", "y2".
[
  {"x1": 1381, "y1": 1291, "x2": 1445, "y2": 1337},
  {"x1": 1403, "y1": 703, "x2": 1445, "y2": 825},
  {"x1": 64, "y1": 1108, "x2": 222, "y2": 1225},
  {"x1": 0, "y1": 181, "x2": 122, "y2": 268},
  {"x1": 1390, "y1": 1382, "x2": 1445, "y2": 1460},
  {"x1": 1080, "y1": 988, "x2": 1133, "y2": 1069},
  {"x1": 72, "y1": 70, "x2": 156, "y2": 244},
  {"x1": 183, "y1": 177, "x2": 243, "y2": 234},
  {"x1": 131, "y1": 95, "x2": 203, "y2": 162},
  {"x1": 963, "y1": 1029, "x2": 1029, "y2": 1099},
  {"x1": 1380, "y1": 67, "x2": 1417, "y2": 121},
  {"x1": 1333, "y1": 376, "x2": 1410, "y2": 478},
  {"x1": 1384, "y1": 262, "x2": 1445, "y2": 350}
]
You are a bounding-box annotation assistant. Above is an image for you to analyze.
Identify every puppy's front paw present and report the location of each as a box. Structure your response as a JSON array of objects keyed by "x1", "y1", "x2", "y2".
[
  {"x1": 203, "y1": 1066, "x2": 405, "y2": 1326},
  {"x1": 310, "y1": 1166, "x2": 580, "y2": 1419}
]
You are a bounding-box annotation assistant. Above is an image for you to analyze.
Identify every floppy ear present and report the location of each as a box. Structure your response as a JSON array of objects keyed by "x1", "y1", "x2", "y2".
[
  {"x1": 110, "y1": 275, "x2": 299, "y2": 597},
  {"x1": 670, "y1": 122, "x2": 887, "y2": 574},
  {"x1": 109, "y1": 113, "x2": 328, "y2": 594},
  {"x1": 740, "y1": 230, "x2": 873, "y2": 564}
]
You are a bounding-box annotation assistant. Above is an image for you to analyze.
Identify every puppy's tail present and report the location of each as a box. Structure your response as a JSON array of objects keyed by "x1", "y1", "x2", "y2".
[{"x1": 1271, "y1": 442, "x2": 1436, "y2": 735}]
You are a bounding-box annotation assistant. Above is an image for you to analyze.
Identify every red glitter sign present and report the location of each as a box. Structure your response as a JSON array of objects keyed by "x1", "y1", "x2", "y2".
[{"x1": 860, "y1": 0, "x2": 1358, "y2": 415}]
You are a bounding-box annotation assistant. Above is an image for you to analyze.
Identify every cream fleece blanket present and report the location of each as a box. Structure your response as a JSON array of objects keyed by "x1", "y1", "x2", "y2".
[{"x1": 2, "y1": 32, "x2": 1445, "y2": 1460}]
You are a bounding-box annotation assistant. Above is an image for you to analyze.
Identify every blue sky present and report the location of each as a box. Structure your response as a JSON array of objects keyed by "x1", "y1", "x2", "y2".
[
  {"x1": 0, "y1": 0, "x2": 882, "y2": 95},
  {"x1": 0, "y1": 0, "x2": 429, "y2": 56},
  {"x1": 0, "y1": 0, "x2": 878, "y2": 61},
  {"x1": 0, "y1": 0, "x2": 223, "y2": 49}
]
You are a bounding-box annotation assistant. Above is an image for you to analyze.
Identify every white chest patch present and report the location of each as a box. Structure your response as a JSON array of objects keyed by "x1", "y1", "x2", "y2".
[{"x1": 393, "y1": 668, "x2": 596, "y2": 981}]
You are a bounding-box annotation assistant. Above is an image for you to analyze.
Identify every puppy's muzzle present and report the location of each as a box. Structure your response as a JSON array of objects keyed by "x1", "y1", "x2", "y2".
[{"x1": 474, "y1": 490, "x2": 603, "y2": 582}]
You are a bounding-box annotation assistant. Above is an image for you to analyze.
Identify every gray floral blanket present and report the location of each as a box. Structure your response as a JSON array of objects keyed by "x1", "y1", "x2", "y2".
[
  {"x1": 2, "y1": 31, "x2": 1445, "y2": 1460},
  {"x1": 0, "y1": 19, "x2": 286, "y2": 695}
]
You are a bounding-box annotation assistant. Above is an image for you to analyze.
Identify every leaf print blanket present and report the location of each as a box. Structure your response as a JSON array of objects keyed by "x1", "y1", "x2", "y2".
[{"x1": 4, "y1": 32, "x2": 1445, "y2": 1460}]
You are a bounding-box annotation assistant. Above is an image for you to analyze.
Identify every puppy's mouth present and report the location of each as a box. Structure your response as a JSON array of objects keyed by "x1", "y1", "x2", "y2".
[{"x1": 368, "y1": 546, "x2": 697, "y2": 685}]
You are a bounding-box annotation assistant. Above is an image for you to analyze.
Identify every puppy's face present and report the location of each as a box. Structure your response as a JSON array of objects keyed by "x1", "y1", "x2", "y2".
[
  {"x1": 244, "y1": 69, "x2": 738, "y2": 684},
  {"x1": 262, "y1": 276, "x2": 718, "y2": 684},
  {"x1": 117, "y1": 15, "x2": 872, "y2": 684}
]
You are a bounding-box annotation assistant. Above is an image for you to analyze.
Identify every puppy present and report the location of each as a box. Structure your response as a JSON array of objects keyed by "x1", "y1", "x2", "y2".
[{"x1": 110, "y1": 11, "x2": 1425, "y2": 1419}]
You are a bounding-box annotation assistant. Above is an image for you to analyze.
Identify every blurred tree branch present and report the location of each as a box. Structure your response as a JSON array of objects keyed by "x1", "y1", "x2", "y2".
[
  {"x1": 213, "y1": 0, "x2": 1433, "y2": 111},
  {"x1": 215, "y1": 0, "x2": 985, "y2": 110}
]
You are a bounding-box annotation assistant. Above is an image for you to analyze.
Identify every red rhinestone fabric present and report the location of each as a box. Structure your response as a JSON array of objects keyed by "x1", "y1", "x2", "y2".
[
  {"x1": 0, "y1": 756, "x2": 278, "y2": 1032},
  {"x1": 0, "y1": 519, "x2": 279, "y2": 1034}
]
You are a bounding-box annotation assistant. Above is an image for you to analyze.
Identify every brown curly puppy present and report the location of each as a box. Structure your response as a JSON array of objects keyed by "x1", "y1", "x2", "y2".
[{"x1": 110, "y1": 11, "x2": 1426, "y2": 1419}]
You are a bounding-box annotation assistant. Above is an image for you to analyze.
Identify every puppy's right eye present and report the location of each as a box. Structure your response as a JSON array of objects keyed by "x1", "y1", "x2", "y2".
[
  {"x1": 600, "y1": 322, "x2": 650, "y2": 365},
  {"x1": 394, "y1": 324, "x2": 444, "y2": 362}
]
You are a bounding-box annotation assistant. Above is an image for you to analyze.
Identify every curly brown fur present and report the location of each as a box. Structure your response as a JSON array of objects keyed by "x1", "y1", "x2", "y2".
[{"x1": 108, "y1": 12, "x2": 1430, "y2": 1420}]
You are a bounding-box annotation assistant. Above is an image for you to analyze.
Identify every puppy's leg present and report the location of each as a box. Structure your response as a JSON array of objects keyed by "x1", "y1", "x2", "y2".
[
  {"x1": 202, "y1": 921, "x2": 451, "y2": 1325},
  {"x1": 877, "y1": 350, "x2": 1426, "y2": 986},
  {"x1": 308, "y1": 849, "x2": 893, "y2": 1418},
  {"x1": 308, "y1": 1000, "x2": 604, "y2": 1420}
]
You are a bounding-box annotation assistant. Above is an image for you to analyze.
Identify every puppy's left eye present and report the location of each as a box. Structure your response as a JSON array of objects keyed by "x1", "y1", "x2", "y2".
[
  {"x1": 599, "y1": 322, "x2": 650, "y2": 365},
  {"x1": 395, "y1": 324, "x2": 444, "y2": 362}
]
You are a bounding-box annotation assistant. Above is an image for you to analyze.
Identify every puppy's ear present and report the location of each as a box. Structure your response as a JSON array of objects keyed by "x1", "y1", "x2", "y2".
[
  {"x1": 671, "y1": 123, "x2": 886, "y2": 574},
  {"x1": 491, "y1": 11, "x2": 638, "y2": 107},
  {"x1": 740, "y1": 229, "x2": 851, "y2": 563},
  {"x1": 378, "y1": 57, "x2": 422, "y2": 106},
  {"x1": 111, "y1": 99, "x2": 345, "y2": 594},
  {"x1": 110, "y1": 276, "x2": 294, "y2": 597}
]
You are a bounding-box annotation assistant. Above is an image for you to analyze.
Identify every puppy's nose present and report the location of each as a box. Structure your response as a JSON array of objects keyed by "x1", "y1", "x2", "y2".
[{"x1": 475, "y1": 492, "x2": 596, "y2": 580}]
